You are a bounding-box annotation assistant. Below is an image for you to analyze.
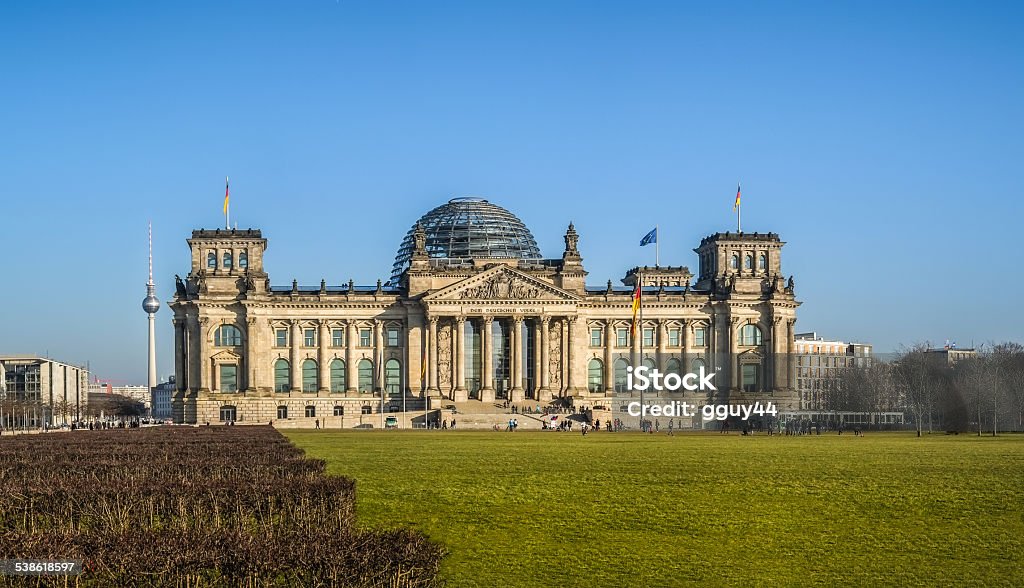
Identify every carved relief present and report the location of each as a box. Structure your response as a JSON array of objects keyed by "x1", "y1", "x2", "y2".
[
  {"x1": 438, "y1": 322, "x2": 452, "y2": 387},
  {"x1": 548, "y1": 320, "x2": 562, "y2": 386},
  {"x1": 460, "y1": 273, "x2": 542, "y2": 300}
]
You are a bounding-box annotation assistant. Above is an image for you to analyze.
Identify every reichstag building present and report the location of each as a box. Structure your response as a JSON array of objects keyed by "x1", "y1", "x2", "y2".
[{"x1": 169, "y1": 197, "x2": 800, "y2": 425}]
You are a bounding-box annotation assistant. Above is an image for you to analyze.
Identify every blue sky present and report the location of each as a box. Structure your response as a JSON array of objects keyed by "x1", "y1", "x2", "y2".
[{"x1": 1, "y1": 1, "x2": 1021, "y2": 384}]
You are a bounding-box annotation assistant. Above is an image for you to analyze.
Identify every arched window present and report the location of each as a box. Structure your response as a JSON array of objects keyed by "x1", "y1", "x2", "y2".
[
  {"x1": 758, "y1": 254, "x2": 766, "y2": 270},
  {"x1": 214, "y1": 325, "x2": 242, "y2": 347},
  {"x1": 666, "y1": 358, "x2": 681, "y2": 377},
  {"x1": 730, "y1": 254, "x2": 739, "y2": 269},
  {"x1": 330, "y1": 359, "x2": 346, "y2": 393},
  {"x1": 238, "y1": 251, "x2": 248, "y2": 269},
  {"x1": 358, "y1": 359, "x2": 374, "y2": 393},
  {"x1": 740, "y1": 324, "x2": 763, "y2": 346},
  {"x1": 207, "y1": 251, "x2": 217, "y2": 269},
  {"x1": 274, "y1": 359, "x2": 290, "y2": 393},
  {"x1": 614, "y1": 358, "x2": 630, "y2": 392},
  {"x1": 385, "y1": 359, "x2": 402, "y2": 397},
  {"x1": 587, "y1": 358, "x2": 604, "y2": 393},
  {"x1": 744, "y1": 254, "x2": 752, "y2": 270},
  {"x1": 691, "y1": 358, "x2": 706, "y2": 372},
  {"x1": 302, "y1": 359, "x2": 318, "y2": 392},
  {"x1": 642, "y1": 357, "x2": 656, "y2": 370},
  {"x1": 223, "y1": 252, "x2": 233, "y2": 269}
]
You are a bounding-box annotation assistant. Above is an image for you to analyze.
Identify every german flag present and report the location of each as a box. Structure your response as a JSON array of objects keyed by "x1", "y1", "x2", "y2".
[
  {"x1": 630, "y1": 279, "x2": 641, "y2": 337},
  {"x1": 223, "y1": 176, "x2": 230, "y2": 215},
  {"x1": 733, "y1": 183, "x2": 741, "y2": 211}
]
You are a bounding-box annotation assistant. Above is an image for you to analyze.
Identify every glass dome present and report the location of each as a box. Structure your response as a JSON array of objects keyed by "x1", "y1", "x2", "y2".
[{"x1": 390, "y1": 197, "x2": 543, "y2": 284}]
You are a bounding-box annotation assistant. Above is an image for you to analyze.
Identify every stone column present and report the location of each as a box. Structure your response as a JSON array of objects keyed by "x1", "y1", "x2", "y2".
[
  {"x1": 318, "y1": 320, "x2": 329, "y2": 394},
  {"x1": 196, "y1": 317, "x2": 210, "y2": 394},
  {"x1": 657, "y1": 320, "x2": 668, "y2": 373},
  {"x1": 172, "y1": 318, "x2": 186, "y2": 423},
  {"x1": 374, "y1": 320, "x2": 384, "y2": 393},
  {"x1": 681, "y1": 319, "x2": 691, "y2": 373},
  {"x1": 345, "y1": 321, "x2": 357, "y2": 393},
  {"x1": 454, "y1": 317, "x2": 467, "y2": 402},
  {"x1": 480, "y1": 315, "x2": 494, "y2": 402},
  {"x1": 603, "y1": 320, "x2": 614, "y2": 394},
  {"x1": 186, "y1": 314, "x2": 202, "y2": 424},
  {"x1": 173, "y1": 319, "x2": 186, "y2": 392},
  {"x1": 511, "y1": 316, "x2": 525, "y2": 401},
  {"x1": 428, "y1": 316, "x2": 439, "y2": 394},
  {"x1": 538, "y1": 316, "x2": 551, "y2": 400},
  {"x1": 289, "y1": 320, "x2": 301, "y2": 393},
  {"x1": 729, "y1": 317, "x2": 740, "y2": 392},
  {"x1": 532, "y1": 318, "x2": 542, "y2": 399},
  {"x1": 787, "y1": 319, "x2": 797, "y2": 390},
  {"x1": 566, "y1": 316, "x2": 579, "y2": 396},
  {"x1": 631, "y1": 317, "x2": 641, "y2": 372},
  {"x1": 245, "y1": 316, "x2": 258, "y2": 394},
  {"x1": 185, "y1": 315, "x2": 197, "y2": 388},
  {"x1": 709, "y1": 315, "x2": 717, "y2": 374},
  {"x1": 771, "y1": 316, "x2": 782, "y2": 391}
]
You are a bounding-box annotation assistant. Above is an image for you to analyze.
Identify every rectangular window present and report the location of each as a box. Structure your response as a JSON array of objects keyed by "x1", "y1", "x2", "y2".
[
  {"x1": 642, "y1": 328, "x2": 655, "y2": 348},
  {"x1": 616, "y1": 328, "x2": 629, "y2": 348},
  {"x1": 275, "y1": 329, "x2": 288, "y2": 347},
  {"x1": 277, "y1": 405, "x2": 288, "y2": 419},
  {"x1": 668, "y1": 328, "x2": 680, "y2": 347},
  {"x1": 304, "y1": 328, "x2": 317, "y2": 347},
  {"x1": 742, "y1": 364, "x2": 759, "y2": 392},
  {"x1": 219, "y1": 364, "x2": 237, "y2": 393},
  {"x1": 305, "y1": 405, "x2": 316, "y2": 418},
  {"x1": 590, "y1": 328, "x2": 603, "y2": 347},
  {"x1": 694, "y1": 327, "x2": 706, "y2": 347},
  {"x1": 387, "y1": 327, "x2": 400, "y2": 347},
  {"x1": 332, "y1": 328, "x2": 345, "y2": 347},
  {"x1": 360, "y1": 328, "x2": 372, "y2": 347}
]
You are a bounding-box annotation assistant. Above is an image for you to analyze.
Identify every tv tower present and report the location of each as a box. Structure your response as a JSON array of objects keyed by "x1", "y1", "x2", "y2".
[{"x1": 142, "y1": 222, "x2": 160, "y2": 392}]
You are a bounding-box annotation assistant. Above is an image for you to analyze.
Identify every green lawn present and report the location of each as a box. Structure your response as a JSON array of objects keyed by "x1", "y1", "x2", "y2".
[{"x1": 286, "y1": 430, "x2": 1024, "y2": 587}]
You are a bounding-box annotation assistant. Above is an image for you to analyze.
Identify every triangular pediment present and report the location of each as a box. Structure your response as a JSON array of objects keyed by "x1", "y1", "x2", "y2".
[
  {"x1": 738, "y1": 348, "x2": 764, "y2": 361},
  {"x1": 211, "y1": 349, "x2": 242, "y2": 361},
  {"x1": 423, "y1": 265, "x2": 581, "y2": 302}
]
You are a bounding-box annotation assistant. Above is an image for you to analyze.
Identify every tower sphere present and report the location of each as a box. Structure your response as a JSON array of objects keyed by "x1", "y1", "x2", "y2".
[{"x1": 143, "y1": 292, "x2": 160, "y2": 314}]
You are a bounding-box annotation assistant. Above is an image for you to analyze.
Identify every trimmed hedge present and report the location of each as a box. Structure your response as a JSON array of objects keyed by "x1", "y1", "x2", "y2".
[{"x1": 0, "y1": 427, "x2": 443, "y2": 587}]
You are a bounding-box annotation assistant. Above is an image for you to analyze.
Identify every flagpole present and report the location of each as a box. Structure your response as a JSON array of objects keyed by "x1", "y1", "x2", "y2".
[
  {"x1": 379, "y1": 349, "x2": 385, "y2": 431},
  {"x1": 655, "y1": 225, "x2": 659, "y2": 267},
  {"x1": 736, "y1": 181, "x2": 741, "y2": 233},
  {"x1": 639, "y1": 270, "x2": 644, "y2": 432},
  {"x1": 423, "y1": 341, "x2": 428, "y2": 431}
]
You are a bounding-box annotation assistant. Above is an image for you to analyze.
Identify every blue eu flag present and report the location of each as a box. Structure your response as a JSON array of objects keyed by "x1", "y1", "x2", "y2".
[{"x1": 639, "y1": 227, "x2": 657, "y2": 246}]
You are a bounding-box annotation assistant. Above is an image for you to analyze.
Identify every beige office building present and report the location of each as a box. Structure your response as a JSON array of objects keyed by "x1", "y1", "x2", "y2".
[{"x1": 0, "y1": 356, "x2": 89, "y2": 427}]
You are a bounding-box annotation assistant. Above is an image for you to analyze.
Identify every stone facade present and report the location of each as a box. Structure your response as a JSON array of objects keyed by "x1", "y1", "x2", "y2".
[{"x1": 169, "y1": 206, "x2": 801, "y2": 425}]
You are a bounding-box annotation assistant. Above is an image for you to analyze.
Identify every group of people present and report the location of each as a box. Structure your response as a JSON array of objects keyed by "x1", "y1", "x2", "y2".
[{"x1": 497, "y1": 418, "x2": 520, "y2": 432}]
